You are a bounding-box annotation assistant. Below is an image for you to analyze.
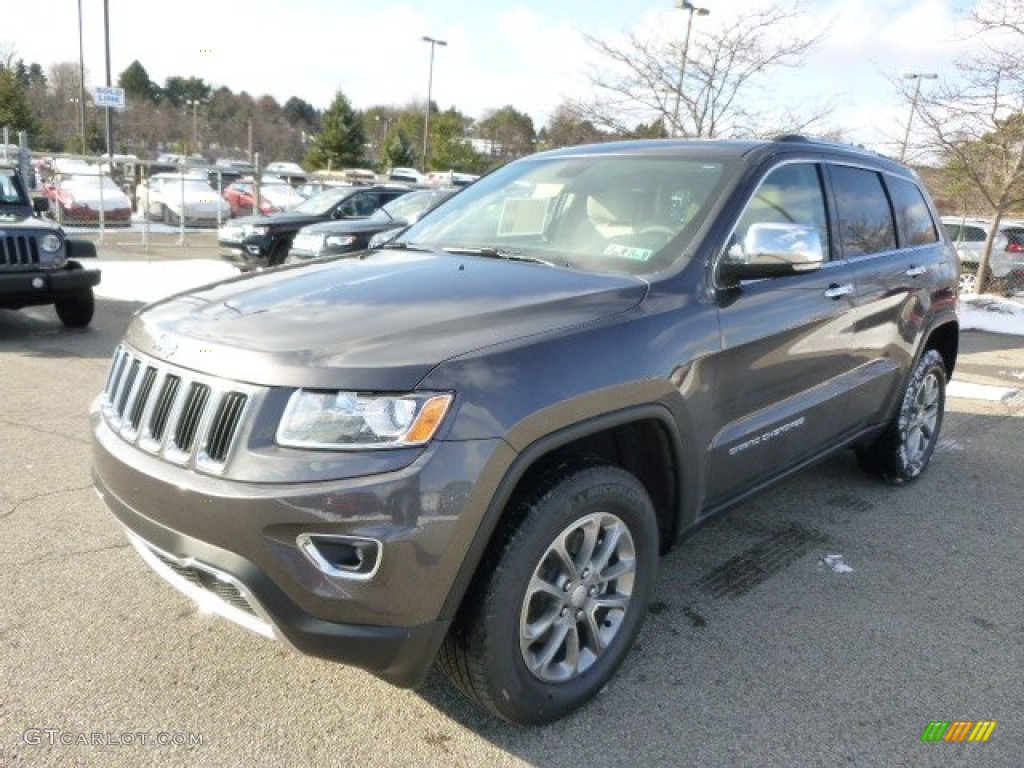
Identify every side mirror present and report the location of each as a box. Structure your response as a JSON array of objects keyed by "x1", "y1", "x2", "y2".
[
  {"x1": 33, "y1": 196, "x2": 49, "y2": 215},
  {"x1": 720, "y1": 222, "x2": 824, "y2": 282}
]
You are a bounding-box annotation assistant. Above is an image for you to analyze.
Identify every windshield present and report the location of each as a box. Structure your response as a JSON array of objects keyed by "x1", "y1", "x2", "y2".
[
  {"x1": 372, "y1": 190, "x2": 449, "y2": 223},
  {"x1": 291, "y1": 186, "x2": 355, "y2": 216},
  {"x1": 396, "y1": 153, "x2": 731, "y2": 275},
  {"x1": 0, "y1": 169, "x2": 29, "y2": 206},
  {"x1": 261, "y1": 184, "x2": 305, "y2": 206}
]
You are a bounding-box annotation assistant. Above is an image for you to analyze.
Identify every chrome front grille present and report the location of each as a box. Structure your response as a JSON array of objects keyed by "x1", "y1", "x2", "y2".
[
  {"x1": 0, "y1": 234, "x2": 40, "y2": 267},
  {"x1": 101, "y1": 345, "x2": 254, "y2": 472}
]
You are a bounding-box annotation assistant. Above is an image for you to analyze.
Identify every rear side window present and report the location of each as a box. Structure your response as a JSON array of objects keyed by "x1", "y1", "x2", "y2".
[
  {"x1": 961, "y1": 226, "x2": 986, "y2": 242},
  {"x1": 887, "y1": 177, "x2": 938, "y2": 246},
  {"x1": 830, "y1": 165, "x2": 896, "y2": 257}
]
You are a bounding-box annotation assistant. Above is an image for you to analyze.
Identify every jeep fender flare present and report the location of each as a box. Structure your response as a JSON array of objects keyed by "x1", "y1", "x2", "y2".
[{"x1": 437, "y1": 393, "x2": 700, "y2": 623}]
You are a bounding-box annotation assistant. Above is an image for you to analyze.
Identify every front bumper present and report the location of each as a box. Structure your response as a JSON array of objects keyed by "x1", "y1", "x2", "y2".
[
  {"x1": 0, "y1": 266, "x2": 101, "y2": 308},
  {"x1": 91, "y1": 402, "x2": 513, "y2": 687},
  {"x1": 218, "y1": 240, "x2": 270, "y2": 269}
]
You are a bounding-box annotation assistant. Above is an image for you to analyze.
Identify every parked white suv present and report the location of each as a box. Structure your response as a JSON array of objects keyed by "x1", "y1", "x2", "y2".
[{"x1": 941, "y1": 216, "x2": 1024, "y2": 292}]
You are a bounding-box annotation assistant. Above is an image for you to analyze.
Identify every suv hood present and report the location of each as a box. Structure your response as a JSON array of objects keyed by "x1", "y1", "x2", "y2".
[
  {"x1": 126, "y1": 250, "x2": 648, "y2": 390},
  {"x1": 297, "y1": 217, "x2": 393, "y2": 237},
  {"x1": 227, "y1": 211, "x2": 325, "y2": 230},
  {"x1": 0, "y1": 210, "x2": 61, "y2": 231}
]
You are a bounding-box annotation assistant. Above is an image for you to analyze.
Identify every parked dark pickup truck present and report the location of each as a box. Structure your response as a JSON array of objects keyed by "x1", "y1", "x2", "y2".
[
  {"x1": 93, "y1": 137, "x2": 959, "y2": 724},
  {"x1": 0, "y1": 162, "x2": 99, "y2": 327}
]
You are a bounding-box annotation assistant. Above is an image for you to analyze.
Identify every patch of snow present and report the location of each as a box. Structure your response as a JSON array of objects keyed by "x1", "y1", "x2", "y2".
[
  {"x1": 959, "y1": 295, "x2": 1024, "y2": 336},
  {"x1": 946, "y1": 381, "x2": 1020, "y2": 402},
  {"x1": 93, "y1": 259, "x2": 238, "y2": 304}
]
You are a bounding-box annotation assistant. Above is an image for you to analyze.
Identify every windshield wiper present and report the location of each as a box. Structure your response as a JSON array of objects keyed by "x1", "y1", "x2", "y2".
[
  {"x1": 440, "y1": 246, "x2": 556, "y2": 266},
  {"x1": 379, "y1": 241, "x2": 437, "y2": 252}
]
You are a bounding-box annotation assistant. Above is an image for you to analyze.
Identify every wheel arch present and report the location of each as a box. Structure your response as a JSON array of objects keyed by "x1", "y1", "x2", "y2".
[
  {"x1": 438, "y1": 403, "x2": 697, "y2": 623},
  {"x1": 923, "y1": 317, "x2": 959, "y2": 381}
]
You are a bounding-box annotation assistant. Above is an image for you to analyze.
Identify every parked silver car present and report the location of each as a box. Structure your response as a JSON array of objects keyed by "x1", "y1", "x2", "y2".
[{"x1": 941, "y1": 216, "x2": 1024, "y2": 292}]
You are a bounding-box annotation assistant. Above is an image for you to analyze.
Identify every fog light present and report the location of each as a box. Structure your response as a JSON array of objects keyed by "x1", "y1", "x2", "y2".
[
  {"x1": 297, "y1": 534, "x2": 381, "y2": 580},
  {"x1": 32, "y1": 277, "x2": 45, "y2": 289}
]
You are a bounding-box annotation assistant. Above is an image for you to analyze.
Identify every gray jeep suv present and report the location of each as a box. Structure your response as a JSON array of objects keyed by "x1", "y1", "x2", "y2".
[
  {"x1": 92, "y1": 137, "x2": 959, "y2": 724},
  {"x1": 0, "y1": 163, "x2": 100, "y2": 327}
]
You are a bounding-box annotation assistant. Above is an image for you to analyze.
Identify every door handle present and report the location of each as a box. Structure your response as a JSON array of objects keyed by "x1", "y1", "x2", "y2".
[
  {"x1": 905, "y1": 265, "x2": 927, "y2": 277},
  {"x1": 823, "y1": 283, "x2": 854, "y2": 299}
]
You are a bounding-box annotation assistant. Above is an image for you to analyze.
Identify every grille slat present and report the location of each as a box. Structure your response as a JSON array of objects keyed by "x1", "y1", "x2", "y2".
[
  {"x1": 115, "y1": 359, "x2": 141, "y2": 417},
  {"x1": 128, "y1": 367, "x2": 158, "y2": 430},
  {"x1": 174, "y1": 382, "x2": 211, "y2": 452},
  {"x1": 206, "y1": 392, "x2": 247, "y2": 462},
  {"x1": 100, "y1": 347, "x2": 251, "y2": 471},
  {"x1": 149, "y1": 375, "x2": 181, "y2": 442}
]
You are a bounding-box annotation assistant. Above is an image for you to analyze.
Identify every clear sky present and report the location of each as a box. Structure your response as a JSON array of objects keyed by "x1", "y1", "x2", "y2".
[{"x1": 11, "y1": 0, "x2": 973, "y2": 155}]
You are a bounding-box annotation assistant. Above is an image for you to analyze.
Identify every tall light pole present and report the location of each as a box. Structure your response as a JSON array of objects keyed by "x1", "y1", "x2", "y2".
[
  {"x1": 672, "y1": 1, "x2": 709, "y2": 138},
  {"x1": 421, "y1": 35, "x2": 447, "y2": 172},
  {"x1": 186, "y1": 99, "x2": 202, "y2": 154},
  {"x1": 77, "y1": 0, "x2": 87, "y2": 152},
  {"x1": 899, "y1": 72, "x2": 938, "y2": 163},
  {"x1": 103, "y1": 0, "x2": 113, "y2": 158}
]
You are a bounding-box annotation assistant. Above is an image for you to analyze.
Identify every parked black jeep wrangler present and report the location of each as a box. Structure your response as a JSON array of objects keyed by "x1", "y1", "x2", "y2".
[
  {"x1": 92, "y1": 138, "x2": 959, "y2": 724},
  {"x1": 0, "y1": 163, "x2": 100, "y2": 327}
]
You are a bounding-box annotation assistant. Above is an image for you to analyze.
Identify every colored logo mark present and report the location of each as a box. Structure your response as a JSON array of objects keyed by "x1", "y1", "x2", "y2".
[{"x1": 921, "y1": 720, "x2": 997, "y2": 742}]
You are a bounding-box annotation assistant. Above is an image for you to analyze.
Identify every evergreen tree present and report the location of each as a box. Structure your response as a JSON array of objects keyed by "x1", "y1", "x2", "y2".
[
  {"x1": 304, "y1": 91, "x2": 365, "y2": 170},
  {"x1": 0, "y1": 67, "x2": 40, "y2": 136}
]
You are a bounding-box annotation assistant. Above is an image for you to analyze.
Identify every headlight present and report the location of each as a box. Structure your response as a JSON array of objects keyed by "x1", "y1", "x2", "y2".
[
  {"x1": 242, "y1": 224, "x2": 270, "y2": 237},
  {"x1": 40, "y1": 233, "x2": 63, "y2": 253},
  {"x1": 291, "y1": 233, "x2": 324, "y2": 252},
  {"x1": 277, "y1": 390, "x2": 453, "y2": 450},
  {"x1": 325, "y1": 234, "x2": 358, "y2": 248}
]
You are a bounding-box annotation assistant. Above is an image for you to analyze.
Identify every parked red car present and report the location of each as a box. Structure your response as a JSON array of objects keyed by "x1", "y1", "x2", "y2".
[
  {"x1": 222, "y1": 178, "x2": 306, "y2": 217},
  {"x1": 44, "y1": 172, "x2": 133, "y2": 226}
]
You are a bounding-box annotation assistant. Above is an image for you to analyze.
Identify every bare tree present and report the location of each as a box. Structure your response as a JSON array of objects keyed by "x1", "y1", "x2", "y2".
[
  {"x1": 577, "y1": 1, "x2": 828, "y2": 139},
  {"x1": 914, "y1": 12, "x2": 1024, "y2": 294}
]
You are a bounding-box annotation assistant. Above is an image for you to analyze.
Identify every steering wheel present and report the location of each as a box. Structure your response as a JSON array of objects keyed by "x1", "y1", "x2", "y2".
[{"x1": 634, "y1": 225, "x2": 677, "y2": 248}]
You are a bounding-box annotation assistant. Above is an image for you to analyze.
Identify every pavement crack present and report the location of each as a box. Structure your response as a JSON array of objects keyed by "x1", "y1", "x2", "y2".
[
  {"x1": 0, "y1": 541, "x2": 130, "y2": 572},
  {"x1": 0, "y1": 416, "x2": 92, "y2": 446},
  {"x1": 0, "y1": 483, "x2": 96, "y2": 522}
]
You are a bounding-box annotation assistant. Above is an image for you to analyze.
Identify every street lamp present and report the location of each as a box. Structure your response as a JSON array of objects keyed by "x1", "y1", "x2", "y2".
[
  {"x1": 76, "y1": 0, "x2": 87, "y2": 152},
  {"x1": 69, "y1": 97, "x2": 84, "y2": 152},
  {"x1": 899, "y1": 72, "x2": 938, "y2": 163},
  {"x1": 421, "y1": 35, "x2": 447, "y2": 172},
  {"x1": 185, "y1": 99, "x2": 202, "y2": 154},
  {"x1": 375, "y1": 114, "x2": 393, "y2": 165},
  {"x1": 672, "y1": 0, "x2": 709, "y2": 138}
]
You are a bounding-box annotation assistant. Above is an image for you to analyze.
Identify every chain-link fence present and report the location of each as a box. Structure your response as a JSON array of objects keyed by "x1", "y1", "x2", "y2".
[{"x1": 27, "y1": 153, "x2": 243, "y2": 250}]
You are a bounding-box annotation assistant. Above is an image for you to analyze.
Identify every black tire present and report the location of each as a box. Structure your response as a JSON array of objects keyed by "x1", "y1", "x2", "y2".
[
  {"x1": 55, "y1": 288, "x2": 95, "y2": 328},
  {"x1": 857, "y1": 349, "x2": 946, "y2": 484},
  {"x1": 439, "y1": 464, "x2": 658, "y2": 724}
]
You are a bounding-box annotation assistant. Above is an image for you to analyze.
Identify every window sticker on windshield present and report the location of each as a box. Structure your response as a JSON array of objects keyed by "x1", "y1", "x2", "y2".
[
  {"x1": 603, "y1": 244, "x2": 654, "y2": 262},
  {"x1": 497, "y1": 197, "x2": 550, "y2": 236}
]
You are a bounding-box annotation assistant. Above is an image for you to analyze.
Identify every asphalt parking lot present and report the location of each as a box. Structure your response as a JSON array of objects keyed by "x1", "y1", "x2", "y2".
[{"x1": 1, "y1": 288, "x2": 1022, "y2": 767}]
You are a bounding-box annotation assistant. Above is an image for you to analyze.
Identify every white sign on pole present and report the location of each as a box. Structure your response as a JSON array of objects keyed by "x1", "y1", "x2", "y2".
[{"x1": 94, "y1": 86, "x2": 126, "y2": 109}]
